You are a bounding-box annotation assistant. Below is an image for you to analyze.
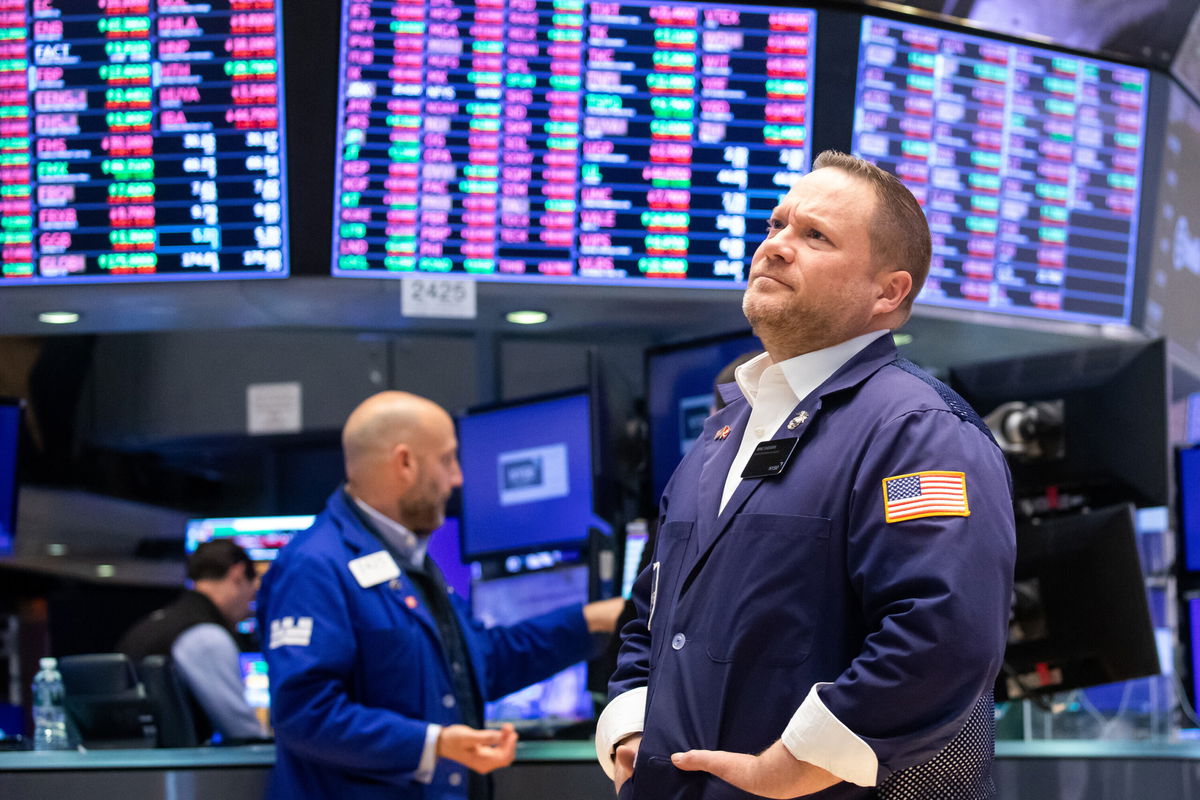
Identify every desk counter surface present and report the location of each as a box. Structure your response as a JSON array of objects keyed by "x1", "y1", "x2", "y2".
[{"x1": 3, "y1": 739, "x2": 1200, "y2": 771}]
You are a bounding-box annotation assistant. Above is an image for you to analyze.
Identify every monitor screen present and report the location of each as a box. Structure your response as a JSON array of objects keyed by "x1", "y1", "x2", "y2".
[
  {"x1": 851, "y1": 16, "x2": 1151, "y2": 326},
  {"x1": 331, "y1": 0, "x2": 815, "y2": 286},
  {"x1": 620, "y1": 521, "x2": 648, "y2": 599},
  {"x1": 471, "y1": 563, "x2": 592, "y2": 730},
  {"x1": 1180, "y1": 447, "x2": 1200, "y2": 572},
  {"x1": 1000, "y1": 503, "x2": 1159, "y2": 701},
  {"x1": 185, "y1": 514, "x2": 315, "y2": 563},
  {"x1": 239, "y1": 651, "x2": 269, "y2": 707},
  {"x1": 0, "y1": 0, "x2": 288, "y2": 284},
  {"x1": 645, "y1": 331, "x2": 761, "y2": 506},
  {"x1": 949, "y1": 339, "x2": 1167, "y2": 509},
  {"x1": 0, "y1": 400, "x2": 20, "y2": 557},
  {"x1": 426, "y1": 517, "x2": 471, "y2": 599},
  {"x1": 1141, "y1": 81, "x2": 1200, "y2": 365},
  {"x1": 458, "y1": 392, "x2": 595, "y2": 560}
]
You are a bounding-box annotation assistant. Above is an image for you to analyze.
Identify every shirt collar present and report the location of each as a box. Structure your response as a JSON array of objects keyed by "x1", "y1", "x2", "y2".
[
  {"x1": 351, "y1": 494, "x2": 427, "y2": 568},
  {"x1": 734, "y1": 330, "x2": 891, "y2": 408}
]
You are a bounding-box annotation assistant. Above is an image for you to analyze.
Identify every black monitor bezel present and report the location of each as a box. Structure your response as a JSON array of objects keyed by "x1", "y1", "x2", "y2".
[{"x1": 999, "y1": 503, "x2": 1160, "y2": 701}]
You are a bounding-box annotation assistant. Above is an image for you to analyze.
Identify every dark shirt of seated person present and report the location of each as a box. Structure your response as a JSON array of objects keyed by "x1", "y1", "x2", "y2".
[{"x1": 119, "y1": 539, "x2": 267, "y2": 743}]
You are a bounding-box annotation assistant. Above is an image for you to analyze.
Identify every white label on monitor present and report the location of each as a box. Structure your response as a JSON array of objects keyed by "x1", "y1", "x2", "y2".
[
  {"x1": 401, "y1": 277, "x2": 476, "y2": 319},
  {"x1": 247, "y1": 381, "x2": 302, "y2": 435},
  {"x1": 497, "y1": 443, "x2": 569, "y2": 506}
]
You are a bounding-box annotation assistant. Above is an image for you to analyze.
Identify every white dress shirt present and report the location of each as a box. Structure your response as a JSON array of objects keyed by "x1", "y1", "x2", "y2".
[{"x1": 596, "y1": 330, "x2": 889, "y2": 787}]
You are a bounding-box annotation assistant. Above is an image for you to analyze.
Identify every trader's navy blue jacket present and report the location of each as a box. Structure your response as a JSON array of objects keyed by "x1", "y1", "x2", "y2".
[
  {"x1": 611, "y1": 334, "x2": 1015, "y2": 799},
  {"x1": 259, "y1": 488, "x2": 592, "y2": 800}
]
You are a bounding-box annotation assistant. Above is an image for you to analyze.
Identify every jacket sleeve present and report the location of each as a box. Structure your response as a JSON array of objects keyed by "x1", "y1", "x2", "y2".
[
  {"x1": 260, "y1": 549, "x2": 430, "y2": 782},
  {"x1": 607, "y1": 552, "x2": 655, "y2": 700},
  {"x1": 813, "y1": 408, "x2": 1015, "y2": 782},
  {"x1": 460, "y1": 594, "x2": 593, "y2": 702}
]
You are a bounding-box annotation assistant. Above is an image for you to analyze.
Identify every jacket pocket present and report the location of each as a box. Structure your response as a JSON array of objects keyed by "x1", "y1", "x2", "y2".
[{"x1": 702, "y1": 513, "x2": 830, "y2": 667}]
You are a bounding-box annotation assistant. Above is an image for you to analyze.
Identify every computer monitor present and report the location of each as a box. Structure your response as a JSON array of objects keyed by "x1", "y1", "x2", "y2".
[
  {"x1": 620, "y1": 521, "x2": 650, "y2": 600},
  {"x1": 239, "y1": 651, "x2": 271, "y2": 734},
  {"x1": 645, "y1": 331, "x2": 762, "y2": 506},
  {"x1": 851, "y1": 15, "x2": 1153, "y2": 327},
  {"x1": 949, "y1": 339, "x2": 1168, "y2": 510},
  {"x1": 331, "y1": 1, "x2": 817, "y2": 286},
  {"x1": 1, "y1": 4, "x2": 289, "y2": 284},
  {"x1": 1179, "y1": 446, "x2": 1200, "y2": 573},
  {"x1": 0, "y1": 399, "x2": 21, "y2": 558},
  {"x1": 999, "y1": 503, "x2": 1160, "y2": 701},
  {"x1": 184, "y1": 515, "x2": 316, "y2": 565},
  {"x1": 458, "y1": 391, "x2": 597, "y2": 561},
  {"x1": 471, "y1": 562, "x2": 593, "y2": 734},
  {"x1": 426, "y1": 517, "x2": 471, "y2": 600}
]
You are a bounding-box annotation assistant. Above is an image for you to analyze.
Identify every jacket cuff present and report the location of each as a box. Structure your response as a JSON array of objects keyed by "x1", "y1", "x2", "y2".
[
  {"x1": 781, "y1": 683, "x2": 878, "y2": 787},
  {"x1": 415, "y1": 723, "x2": 441, "y2": 784},
  {"x1": 594, "y1": 686, "x2": 647, "y2": 779}
]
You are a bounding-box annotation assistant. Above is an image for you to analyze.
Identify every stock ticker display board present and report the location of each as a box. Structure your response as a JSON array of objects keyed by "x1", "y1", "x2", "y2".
[
  {"x1": 332, "y1": 0, "x2": 815, "y2": 287},
  {"x1": 852, "y1": 16, "x2": 1150, "y2": 326},
  {"x1": 0, "y1": 0, "x2": 287, "y2": 284}
]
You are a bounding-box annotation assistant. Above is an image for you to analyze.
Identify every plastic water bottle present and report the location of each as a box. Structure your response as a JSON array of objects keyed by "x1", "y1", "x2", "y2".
[{"x1": 31, "y1": 657, "x2": 69, "y2": 751}]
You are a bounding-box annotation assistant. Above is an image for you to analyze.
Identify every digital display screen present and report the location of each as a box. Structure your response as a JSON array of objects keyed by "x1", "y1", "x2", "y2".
[
  {"x1": 332, "y1": 0, "x2": 815, "y2": 286},
  {"x1": 0, "y1": 0, "x2": 288, "y2": 284},
  {"x1": 852, "y1": 16, "x2": 1150, "y2": 326},
  {"x1": 1181, "y1": 448, "x2": 1200, "y2": 572},
  {"x1": 0, "y1": 402, "x2": 20, "y2": 557},
  {"x1": 458, "y1": 392, "x2": 594, "y2": 560},
  {"x1": 472, "y1": 563, "x2": 592, "y2": 728},
  {"x1": 1142, "y1": 82, "x2": 1200, "y2": 366},
  {"x1": 185, "y1": 514, "x2": 314, "y2": 562},
  {"x1": 645, "y1": 331, "x2": 759, "y2": 504}
]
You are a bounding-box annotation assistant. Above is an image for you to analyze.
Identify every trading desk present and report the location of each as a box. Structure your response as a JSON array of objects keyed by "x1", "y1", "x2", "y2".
[{"x1": 3, "y1": 740, "x2": 1200, "y2": 799}]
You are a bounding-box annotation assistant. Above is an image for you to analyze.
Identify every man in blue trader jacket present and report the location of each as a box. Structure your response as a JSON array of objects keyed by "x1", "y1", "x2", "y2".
[
  {"x1": 596, "y1": 151, "x2": 1015, "y2": 799},
  {"x1": 259, "y1": 391, "x2": 624, "y2": 799}
]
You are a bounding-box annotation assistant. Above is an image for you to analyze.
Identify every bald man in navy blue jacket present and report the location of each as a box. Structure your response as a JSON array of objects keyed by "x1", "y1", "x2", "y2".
[{"x1": 596, "y1": 151, "x2": 1015, "y2": 799}]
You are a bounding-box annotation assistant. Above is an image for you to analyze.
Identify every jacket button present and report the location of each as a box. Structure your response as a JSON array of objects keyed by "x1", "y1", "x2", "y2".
[
  {"x1": 449, "y1": 772, "x2": 463, "y2": 787},
  {"x1": 671, "y1": 633, "x2": 686, "y2": 650},
  {"x1": 443, "y1": 694, "x2": 456, "y2": 708}
]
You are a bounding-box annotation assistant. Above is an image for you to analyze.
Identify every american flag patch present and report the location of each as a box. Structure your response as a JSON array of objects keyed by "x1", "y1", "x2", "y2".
[{"x1": 882, "y1": 471, "x2": 969, "y2": 523}]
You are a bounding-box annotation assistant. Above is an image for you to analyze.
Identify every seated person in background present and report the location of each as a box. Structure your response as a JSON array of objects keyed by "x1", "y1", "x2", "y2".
[{"x1": 119, "y1": 539, "x2": 267, "y2": 743}]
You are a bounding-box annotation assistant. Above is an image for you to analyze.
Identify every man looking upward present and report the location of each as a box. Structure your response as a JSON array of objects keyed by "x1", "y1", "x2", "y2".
[{"x1": 598, "y1": 151, "x2": 1015, "y2": 799}]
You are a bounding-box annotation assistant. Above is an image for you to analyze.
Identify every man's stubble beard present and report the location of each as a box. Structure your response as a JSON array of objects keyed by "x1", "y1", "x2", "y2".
[{"x1": 743, "y1": 288, "x2": 847, "y2": 358}]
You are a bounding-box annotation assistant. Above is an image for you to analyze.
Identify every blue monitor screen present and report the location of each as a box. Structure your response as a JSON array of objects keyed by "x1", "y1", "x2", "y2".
[
  {"x1": 851, "y1": 16, "x2": 1151, "y2": 326},
  {"x1": 472, "y1": 563, "x2": 592, "y2": 729},
  {"x1": 185, "y1": 514, "x2": 316, "y2": 562},
  {"x1": 1181, "y1": 448, "x2": 1200, "y2": 572},
  {"x1": 425, "y1": 517, "x2": 471, "y2": 599},
  {"x1": 458, "y1": 392, "x2": 594, "y2": 560},
  {"x1": 645, "y1": 332, "x2": 760, "y2": 505},
  {"x1": 0, "y1": 402, "x2": 19, "y2": 557}
]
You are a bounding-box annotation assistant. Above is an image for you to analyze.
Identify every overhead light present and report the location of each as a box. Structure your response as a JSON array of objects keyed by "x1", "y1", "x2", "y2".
[
  {"x1": 505, "y1": 310, "x2": 549, "y2": 325},
  {"x1": 38, "y1": 311, "x2": 80, "y2": 325},
  {"x1": 95, "y1": 564, "x2": 116, "y2": 578},
  {"x1": 46, "y1": 543, "x2": 68, "y2": 557},
  {"x1": 893, "y1": 333, "x2": 913, "y2": 346}
]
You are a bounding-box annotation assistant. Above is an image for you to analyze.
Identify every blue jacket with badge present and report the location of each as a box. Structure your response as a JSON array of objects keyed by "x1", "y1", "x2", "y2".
[
  {"x1": 611, "y1": 334, "x2": 1015, "y2": 799},
  {"x1": 258, "y1": 488, "x2": 593, "y2": 800}
]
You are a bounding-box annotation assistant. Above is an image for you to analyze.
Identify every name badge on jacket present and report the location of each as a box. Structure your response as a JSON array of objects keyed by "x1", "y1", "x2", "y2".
[
  {"x1": 741, "y1": 437, "x2": 801, "y2": 479},
  {"x1": 348, "y1": 550, "x2": 401, "y2": 588}
]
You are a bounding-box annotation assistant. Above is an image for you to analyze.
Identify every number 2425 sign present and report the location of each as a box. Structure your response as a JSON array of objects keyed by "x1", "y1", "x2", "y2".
[{"x1": 401, "y1": 277, "x2": 477, "y2": 319}]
